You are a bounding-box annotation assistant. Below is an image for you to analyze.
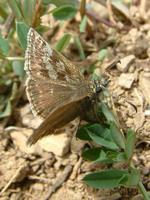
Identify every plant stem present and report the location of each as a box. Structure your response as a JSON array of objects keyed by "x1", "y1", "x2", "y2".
[
  {"x1": 0, "y1": 57, "x2": 25, "y2": 61},
  {"x1": 137, "y1": 181, "x2": 150, "y2": 200},
  {"x1": 7, "y1": 57, "x2": 24, "y2": 61}
]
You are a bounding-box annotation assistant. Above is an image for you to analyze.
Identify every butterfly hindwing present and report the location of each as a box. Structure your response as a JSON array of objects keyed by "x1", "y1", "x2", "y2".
[{"x1": 27, "y1": 100, "x2": 83, "y2": 145}]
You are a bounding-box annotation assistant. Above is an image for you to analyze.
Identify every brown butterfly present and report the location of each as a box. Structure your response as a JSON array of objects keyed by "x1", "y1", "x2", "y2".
[{"x1": 25, "y1": 28, "x2": 104, "y2": 145}]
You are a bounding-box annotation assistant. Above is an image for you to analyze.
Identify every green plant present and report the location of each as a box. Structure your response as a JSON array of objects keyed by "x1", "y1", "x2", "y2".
[{"x1": 77, "y1": 99, "x2": 150, "y2": 200}]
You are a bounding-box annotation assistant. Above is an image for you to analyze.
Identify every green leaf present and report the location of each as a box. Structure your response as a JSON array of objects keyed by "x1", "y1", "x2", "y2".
[
  {"x1": 88, "y1": 124, "x2": 119, "y2": 150},
  {"x1": 8, "y1": 0, "x2": 24, "y2": 20},
  {"x1": 12, "y1": 60, "x2": 25, "y2": 78},
  {"x1": 0, "y1": 5, "x2": 7, "y2": 19},
  {"x1": 82, "y1": 148, "x2": 102, "y2": 161},
  {"x1": 74, "y1": 36, "x2": 85, "y2": 60},
  {"x1": 100, "y1": 102, "x2": 119, "y2": 125},
  {"x1": 52, "y1": 5, "x2": 77, "y2": 20},
  {"x1": 77, "y1": 123, "x2": 119, "y2": 150},
  {"x1": 43, "y1": 0, "x2": 78, "y2": 7},
  {"x1": 0, "y1": 100, "x2": 11, "y2": 118},
  {"x1": 0, "y1": 35, "x2": 9, "y2": 56},
  {"x1": 83, "y1": 169, "x2": 129, "y2": 189},
  {"x1": 98, "y1": 49, "x2": 107, "y2": 61},
  {"x1": 95, "y1": 150, "x2": 126, "y2": 163},
  {"x1": 123, "y1": 168, "x2": 140, "y2": 187},
  {"x1": 83, "y1": 148, "x2": 126, "y2": 164},
  {"x1": 116, "y1": 152, "x2": 127, "y2": 162},
  {"x1": 55, "y1": 33, "x2": 72, "y2": 52},
  {"x1": 110, "y1": 122, "x2": 125, "y2": 149},
  {"x1": 83, "y1": 123, "x2": 105, "y2": 134},
  {"x1": 22, "y1": 0, "x2": 36, "y2": 25},
  {"x1": 87, "y1": 129, "x2": 119, "y2": 150},
  {"x1": 125, "y1": 129, "x2": 136, "y2": 160},
  {"x1": 79, "y1": 15, "x2": 87, "y2": 33},
  {"x1": 16, "y1": 22, "x2": 29, "y2": 49},
  {"x1": 76, "y1": 124, "x2": 93, "y2": 141}
]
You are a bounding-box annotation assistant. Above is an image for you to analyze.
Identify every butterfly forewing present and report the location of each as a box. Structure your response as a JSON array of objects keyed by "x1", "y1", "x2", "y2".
[{"x1": 25, "y1": 28, "x2": 93, "y2": 119}]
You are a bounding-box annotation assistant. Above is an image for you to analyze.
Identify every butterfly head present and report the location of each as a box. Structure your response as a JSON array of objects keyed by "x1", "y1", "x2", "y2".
[{"x1": 92, "y1": 79, "x2": 108, "y2": 94}]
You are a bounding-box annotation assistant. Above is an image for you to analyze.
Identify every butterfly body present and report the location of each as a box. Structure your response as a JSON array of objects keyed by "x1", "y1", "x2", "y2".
[{"x1": 25, "y1": 28, "x2": 103, "y2": 145}]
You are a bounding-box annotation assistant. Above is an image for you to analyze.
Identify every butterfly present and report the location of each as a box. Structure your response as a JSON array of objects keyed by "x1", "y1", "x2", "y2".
[{"x1": 25, "y1": 28, "x2": 104, "y2": 145}]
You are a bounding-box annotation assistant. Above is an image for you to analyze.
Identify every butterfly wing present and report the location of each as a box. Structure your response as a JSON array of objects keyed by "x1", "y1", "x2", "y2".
[
  {"x1": 25, "y1": 28, "x2": 93, "y2": 118},
  {"x1": 27, "y1": 100, "x2": 83, "y2": 145}
]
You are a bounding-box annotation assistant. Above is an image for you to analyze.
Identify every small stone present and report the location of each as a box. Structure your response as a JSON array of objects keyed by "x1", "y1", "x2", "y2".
[
  {"x1": 117, "y1": 55, "x2": 135, "y2": 72},
  {"x1": 99, "y1": 193, "x2": 121, "y2": 200},
  {"x1": 142, "y1": 167, "x2": 149, "y2": 175},
  {"x1": 32, "y1": 183, "x2": 44, "y2": 191},
  {"x1": 32, "y1": 165, "x2": 40, "y2": 173},
  {"x1": 109, "y1": 193, "x2": 121, "y2": 200},
  {"x1": 62, "y1": 158, "x2": 70, "y2": 166},
  {"x1": 139, "y1": 73, "x2": 150, "y2": 104},
  {"x1": 8, "y1": 127, "x2": 43, "y2": 155},
  {"x1": 39, "y1": 133, "x2": 71, "y2": 156},
  {"x1": 131, "y1": 194, "x2": 143, "y2": 200},
  {"x1": 118, "y1": 73, "x2": 135, "y2": 89},
  {"x1": 51, "y1": 187, "x2": 81, "y2": 200}
]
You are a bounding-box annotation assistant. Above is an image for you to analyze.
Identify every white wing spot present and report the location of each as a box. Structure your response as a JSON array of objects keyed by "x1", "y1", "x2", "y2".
[
  {"x1": 59, "y1": 61, "x2": 65, "y2": 69},
  {"x1": 46, "y1": 43, "x2": 52, "y2": 56},
  {"x1": 56, "y1": 61, "x2": 65, "y2": 72}
]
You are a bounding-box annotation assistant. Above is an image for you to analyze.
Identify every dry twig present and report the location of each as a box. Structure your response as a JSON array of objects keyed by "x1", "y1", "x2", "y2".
[
  {"x1": 70, "y1": 157, "x2": 83, "y2": 180},
  {"x1": 0, "y1": 162, "x2": 26, "y2": 196},
  {"x1": 28, "y1": 175, "x2": 51, "y2": 183},
  {"x1": 43, "y1": 165, "x2": 73, "y2": 200}
]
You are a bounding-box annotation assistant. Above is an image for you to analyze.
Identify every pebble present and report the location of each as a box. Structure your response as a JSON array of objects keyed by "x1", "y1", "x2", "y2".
[
  {"x1": 9, "y1": 127, "x2": 43, "y2": 155},
  {"x1": 32, "y1": 183, "x2": 44, "y2": 191},
  {"x1": 117, "y1": 55, "x2": 135, "y2": 72},
  {"x1": 99, "y1": 193, "x2": 121, "y2": 200},
  {"x1": 32, "y1": 165, "x2": 40, "y2": 173},
  {"x1": 131, "y1": 194, "x2": 143, "y2": 200},
  {"x1": 39, "y1": 133, "x2": 71, "y2": 156},
  {"x1": 118, "y1": 73, "x2": 135, "y2": 89},
  {"x1": 139, "y1": 74, "x2": 150, "y2": 104},
  {"x1": 142, "y1": 167, "x2": 149, "y2": 175}
]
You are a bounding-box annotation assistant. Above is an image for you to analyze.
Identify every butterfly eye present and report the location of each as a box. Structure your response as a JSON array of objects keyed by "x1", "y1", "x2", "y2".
[{"x1": 96, "y1": 85, "x2": 102, "y2": 93}]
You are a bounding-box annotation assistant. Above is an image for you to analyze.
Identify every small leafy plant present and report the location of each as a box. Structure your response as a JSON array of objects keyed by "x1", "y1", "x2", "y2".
[{"x1": 77, "y1": 101, "x2": 150, "y2": 200}]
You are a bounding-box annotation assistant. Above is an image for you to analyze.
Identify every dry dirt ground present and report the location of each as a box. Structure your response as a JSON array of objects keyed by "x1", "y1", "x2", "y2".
[{"x1": 0, "y1": 1, "x2": 150, "y2": 200}]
